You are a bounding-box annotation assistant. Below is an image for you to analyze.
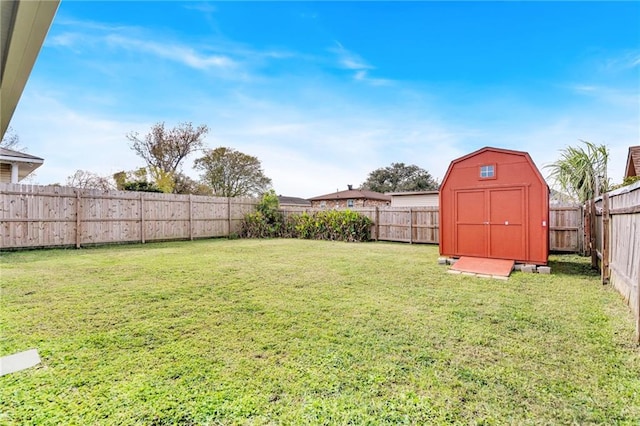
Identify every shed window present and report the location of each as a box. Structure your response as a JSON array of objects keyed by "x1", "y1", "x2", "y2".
[
  {"x1": 320, "y1": 201, "x2": 326, "y2": 208},
  {"x1": 480, "y1": 165, "x2": 495, "y2": 179},
  {"x1": 347, "y1": 199, "x2": 354, "y2": 208}
]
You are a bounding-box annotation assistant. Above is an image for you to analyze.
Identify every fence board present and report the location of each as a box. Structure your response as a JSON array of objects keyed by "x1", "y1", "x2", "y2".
[
  {"x1": 593, "y1": 182, "x2": 640, "y2": 343},
  {"x1": 549, "y1": 205, "x2": 583, "y2": 252},
  {"x1": 0, "y1": 184, "x2": 258, "y2": 249}
]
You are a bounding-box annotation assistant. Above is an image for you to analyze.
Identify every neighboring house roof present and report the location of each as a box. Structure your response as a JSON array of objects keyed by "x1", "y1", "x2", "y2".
[
  {"x1": 309, "y1": 188, "x2": 391, "y2": 202},
  {"x1": 0, "y1": 147, "x2": 43, "y2": 162},
  {"x1": 278, "y1": 195, "x2": 311, "y2": 206},
  {"x1": 386, "y1": 190, "x2": 439, "y2": 196},
  {"x1": 625, "y1": 145, "x2": 640, "y2": 178},
  {"x1": 0, "y1": 146, "x2": 44, "y2": 181}
]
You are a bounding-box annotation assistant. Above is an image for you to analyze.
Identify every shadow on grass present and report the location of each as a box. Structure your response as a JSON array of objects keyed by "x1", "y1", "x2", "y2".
[{"x1": 548, "y1": 253, "x2": 600, "y2": 278}]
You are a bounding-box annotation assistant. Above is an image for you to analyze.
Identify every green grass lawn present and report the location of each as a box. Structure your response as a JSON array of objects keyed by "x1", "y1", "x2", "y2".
[{"x1": 1, "y1": 239, "x2": 639, "y2": 425}]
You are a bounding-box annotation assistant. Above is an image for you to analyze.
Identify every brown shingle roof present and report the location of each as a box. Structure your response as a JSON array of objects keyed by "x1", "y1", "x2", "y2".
[
  {"x1": 625, "y1": 146, "x2": 640, "y2": 178},
  {"x1": 308, "y1": 188, "x2": 391, "y2": 202}
]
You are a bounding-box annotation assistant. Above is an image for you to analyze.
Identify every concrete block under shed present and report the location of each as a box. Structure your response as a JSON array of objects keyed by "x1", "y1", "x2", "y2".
[
  {"x1": 438, "y1": 257, "x2": 447, "y2": 265},
  {"x1": 492, "y1": 275, "x2": 509, "y2": 281},
  {"x1": 537, "y1": 266, "x2": 551, "y2": 274},
  {"x1": 522, "y1": 265, "x2": 536, "y2": 273}
]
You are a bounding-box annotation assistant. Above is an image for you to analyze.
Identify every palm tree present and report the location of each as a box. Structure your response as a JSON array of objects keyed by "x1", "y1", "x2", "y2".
[{"x1": 545, "y1": 140, "x2": 610, "y2": 202}]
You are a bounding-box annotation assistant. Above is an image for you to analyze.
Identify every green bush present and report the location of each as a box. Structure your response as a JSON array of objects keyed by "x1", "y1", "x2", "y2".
[
  {"x1": 241, "y1": 200, "x2": 373, "y2": 242},
  {"x1": 241, "y1": 190, "x2": 285, "y2": 238}
]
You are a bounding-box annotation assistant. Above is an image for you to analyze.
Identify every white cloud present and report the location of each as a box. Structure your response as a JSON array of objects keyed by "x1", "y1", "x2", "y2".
[
  {"x1": 329, "y1": 41, "x2": 371, "y2": 70},
  {"x1": 602, "y1": 50, "x2": 640, "y2": 71},
  {"x1": 354, "y1": 70, "x2": 393, "y2": 87},
  {"x1": 104, "y1": 34, "x2": 236, "y2": 70},
  {"x1": 183, "y1": 3, "x2": 217, "y2": 14}
]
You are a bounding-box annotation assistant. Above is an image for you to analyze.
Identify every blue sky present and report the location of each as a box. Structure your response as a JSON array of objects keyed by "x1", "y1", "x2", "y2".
[{"x1": 9, "y1": 1, "x2": 640, "y2": 198}]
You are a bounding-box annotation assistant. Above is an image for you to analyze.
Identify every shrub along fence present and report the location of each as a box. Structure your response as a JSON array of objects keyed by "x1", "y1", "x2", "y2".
[{"x1": 283, "y1": 205, "x2": 581, "y2": 250}]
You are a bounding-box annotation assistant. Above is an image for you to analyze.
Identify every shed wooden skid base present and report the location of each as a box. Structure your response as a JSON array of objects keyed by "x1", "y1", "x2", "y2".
[{"x1": 441, "y1": 257, "x2": 552, "y2": 275}]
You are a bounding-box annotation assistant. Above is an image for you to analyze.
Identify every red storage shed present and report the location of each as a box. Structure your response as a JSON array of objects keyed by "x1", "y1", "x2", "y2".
[{"x1": 439, "y1": 147, "x2": 549, "y2": 265}]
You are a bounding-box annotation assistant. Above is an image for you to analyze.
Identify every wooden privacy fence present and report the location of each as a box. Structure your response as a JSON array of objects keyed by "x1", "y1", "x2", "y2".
[
  {"x1": 0, "y1": 184, "x2": 256, "y2": 249},
  {"x1": 549, "y1": 204, "x2": 584, "y2": 254},
  {"x1": 281, "y1": 205, "x2": 581, "y2": 249},
  {"x1": 590, "y1": 182, "x2": 640, "y2": 343},
  {"x1": 1, "y1": 184, "x2": 584, "y2": 251}
]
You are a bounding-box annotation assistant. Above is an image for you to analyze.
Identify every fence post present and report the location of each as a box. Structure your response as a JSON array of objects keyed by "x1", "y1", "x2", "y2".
[
  {"x1": 637, "y1": 280, "x2": 640, "y2": 345},
  {"x1": 602, "y1": 193, "x2": 610, "y2": 284},
  {"x1": 578, "y1": 205, "x2": 585, "y2": 255},
  {"x1": 589, "y1": 200, "x2": 598, "y2": 269},
  {"x1": 636, "y1": 278, "x2": 640, "y2": 345},
  {"x1": 227, "y1": 197, "x2": 232, "y2": 236},
  {"x1": 75, "y1": 190, "x2": 81, "y2": 249},
  {"x1": 409, "y1": 208, "x2": 413, "y2": 244},
  {"x1": 375, "y1": 206, "x2": 379, "y2": 242},
  {"x1": 140, "y1": 193, "x2": 145, "y2": 244},
  {"x1": 189, "y1": 194, "x2": 193, "y2": 241}
]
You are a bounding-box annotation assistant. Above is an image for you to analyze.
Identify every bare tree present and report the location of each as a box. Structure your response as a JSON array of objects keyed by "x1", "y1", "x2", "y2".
[
  {"x1": 1, "y1": 126, "x2": 24, "y2": 151},
  {"x1": 194, "y1": 147, "x2": 272, "y2": 197},
  {"x1": 66, "y1": 170, "x2": 114, "y2": 191},
  {"x1": 126, "y1": 122, "x2": 208, "y2": 192}
]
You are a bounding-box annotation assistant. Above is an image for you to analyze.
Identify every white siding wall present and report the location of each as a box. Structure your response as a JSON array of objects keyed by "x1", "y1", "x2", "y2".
[{"x1": 390, "y1": 194, "x2": 439, "y2": 207}]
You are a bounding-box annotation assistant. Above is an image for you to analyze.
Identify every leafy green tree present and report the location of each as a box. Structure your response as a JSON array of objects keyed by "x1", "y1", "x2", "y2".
[
  {"x1": 545, "y1": 140, "x2": 610, "y2": 202},
  {"x1": 113, "y1": 168, "x2": 162, "y2": 193},
  {"x1": 360, "y1": 162, "x2": 439, "y2": 193},
  {"x1": 194, "y1": 147, "x2": 272, "y2": 197},
  {"x1": 173, "y1": 173, "x2": 213, "y2": 195},
  {"x1": 126, "y1": 122, "x2": 209, "y2": 192}
]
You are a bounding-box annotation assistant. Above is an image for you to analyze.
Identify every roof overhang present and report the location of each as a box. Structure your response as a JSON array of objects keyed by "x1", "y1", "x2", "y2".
[
  {"x1": 387, "y1": 190, "x2": 439, "y2": 196},
  {"x1": 1, "y1": 0, "x2": 60, "y2": 139},
  {"x1": 625, "y1": 146, "x2": 640, "y2": 178},
  {"x1": 0, "y1": 150, "x2": 44, "y2": 180}
]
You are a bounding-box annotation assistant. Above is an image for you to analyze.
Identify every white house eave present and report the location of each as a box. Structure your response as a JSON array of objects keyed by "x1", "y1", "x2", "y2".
[
  {"x1": 0, "y1": 0, "x2": 60, "y2": 138},
  {"x1": 0, "y1": 154, "x2": 44, "y2": 164}
]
